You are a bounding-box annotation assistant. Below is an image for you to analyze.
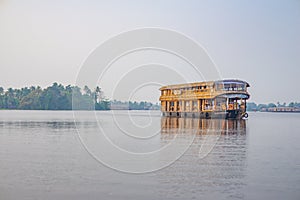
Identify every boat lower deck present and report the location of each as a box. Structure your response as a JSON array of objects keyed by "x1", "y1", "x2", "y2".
[{"x1": 162, "y1": 110, "x2": 246, "y2": 119}]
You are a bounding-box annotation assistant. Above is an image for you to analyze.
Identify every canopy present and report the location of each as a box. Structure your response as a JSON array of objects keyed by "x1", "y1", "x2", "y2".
[
  {"x1": 215, "y1": 79, "x2": 250, "y2": 87},
  {"x1": 217, "y1": 93, "x2": 249, "y2": 99}
]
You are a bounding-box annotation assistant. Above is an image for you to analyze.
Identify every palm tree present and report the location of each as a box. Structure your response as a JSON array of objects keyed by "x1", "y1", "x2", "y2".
[
  {"x1": 83, "y1": 85, "x2": 92, "y2": 96},
  {"x1": 95, "y1": 86, "x2": 102, "y2": 103},
  {"x1": 6, "y1": 88, "x2": 17, "y2": 109}
]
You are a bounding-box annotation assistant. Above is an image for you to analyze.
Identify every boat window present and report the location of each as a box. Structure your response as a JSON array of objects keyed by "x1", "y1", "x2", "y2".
[{"x1": 215, "y1": 83, "x2": 223, "y2": 90}]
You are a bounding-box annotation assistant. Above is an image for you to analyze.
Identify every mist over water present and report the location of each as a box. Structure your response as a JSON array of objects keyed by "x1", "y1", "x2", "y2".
[{"x1": 0, "y1": 110, "x2": 299, "y2": 200}]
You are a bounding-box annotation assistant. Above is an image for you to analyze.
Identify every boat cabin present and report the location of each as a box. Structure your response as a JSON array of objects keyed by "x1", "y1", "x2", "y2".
[{"x1": 159, "y1": 79, "x2": 250, "y2": 119}]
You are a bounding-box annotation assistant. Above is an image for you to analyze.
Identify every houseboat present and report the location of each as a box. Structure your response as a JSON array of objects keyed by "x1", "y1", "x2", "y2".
[{"x1": 159, "y1": 79, "x2": 250, "y2": 119}]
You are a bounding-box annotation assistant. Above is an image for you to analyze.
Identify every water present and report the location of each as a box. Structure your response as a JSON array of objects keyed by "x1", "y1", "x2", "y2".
[{"x1": 0, "y1": 110, "x2": 299, "y2": 200}]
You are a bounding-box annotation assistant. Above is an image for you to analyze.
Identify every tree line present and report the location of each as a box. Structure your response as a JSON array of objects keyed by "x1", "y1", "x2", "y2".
[
  {"x1": 0, "y1": 83, "x2": 160, "y2": 110},
  {"x1": 247, "y1": 102, "x2": 300, "y2": 111},
  {"x1": 110, "y1": 100, "x2": 160, "y2": 110},
  {"x1": 0, "y1": 83, "x2": 109, "y2": 110}
]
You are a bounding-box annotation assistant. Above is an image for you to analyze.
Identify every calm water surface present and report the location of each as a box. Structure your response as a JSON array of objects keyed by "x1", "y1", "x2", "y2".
[{"x1": 0, "y1": 110, "x2": 299, "y2": 200}]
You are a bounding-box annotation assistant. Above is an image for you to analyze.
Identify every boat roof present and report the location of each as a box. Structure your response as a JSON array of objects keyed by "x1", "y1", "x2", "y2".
[
  {"x1": 159, "y1": 79, "x2": 250, "y2": 90},
  {"x1": 215, "y1": 79, "x2": 250, "y2": 86}
]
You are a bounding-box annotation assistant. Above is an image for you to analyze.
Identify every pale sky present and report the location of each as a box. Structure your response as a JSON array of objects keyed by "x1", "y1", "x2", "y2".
[{"x1": 0, "y1": 0, "x2": 299, "y2": 103}]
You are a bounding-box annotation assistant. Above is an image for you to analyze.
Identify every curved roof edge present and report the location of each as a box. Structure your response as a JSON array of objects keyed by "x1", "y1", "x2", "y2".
[
  {"x1": 215, "y1": 79, "x2": 250, "y2": 87},
  {"x1": 159, "y1": 79, "x2": 250, "y2": 90}
]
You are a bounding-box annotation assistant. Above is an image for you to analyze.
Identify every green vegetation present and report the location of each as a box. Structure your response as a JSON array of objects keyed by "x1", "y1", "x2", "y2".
[
  {"x1": 110, "y1": 100, "x2": 160, "y2": 110},
  {"x1": 0, "y1": 83, "x2": 109, "y2": 110},
  {"x1": 0, "y1": 83, "x2": 159, "y2": 110},
  {"x1": 247, "y1": 101, "x2": 300, "y2": 111}
]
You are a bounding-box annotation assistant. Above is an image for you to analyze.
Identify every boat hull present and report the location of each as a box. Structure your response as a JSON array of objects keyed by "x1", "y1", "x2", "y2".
[{"x1": 162, "y1": 110, "x2": 244, "y2": 119}]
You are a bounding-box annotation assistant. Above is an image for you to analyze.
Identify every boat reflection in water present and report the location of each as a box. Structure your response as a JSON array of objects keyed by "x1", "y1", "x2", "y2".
[
  {"x1": 161, "y1": 117, "x2": 246, "y2": 135},
  {"x1": 157, "y1": 117, "x2": 248, "y2": 199}
]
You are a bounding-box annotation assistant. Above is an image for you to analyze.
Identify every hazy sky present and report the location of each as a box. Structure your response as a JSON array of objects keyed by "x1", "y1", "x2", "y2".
[{"x1": 0, "y1": 0, "x2": 299, "y2": 103}]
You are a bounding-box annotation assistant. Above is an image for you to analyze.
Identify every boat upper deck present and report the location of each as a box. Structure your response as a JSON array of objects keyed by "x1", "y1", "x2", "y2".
[{"x1": 159, "y1": 79, "x2": 250, "y2": 101}]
